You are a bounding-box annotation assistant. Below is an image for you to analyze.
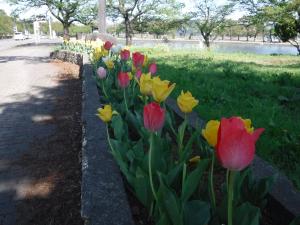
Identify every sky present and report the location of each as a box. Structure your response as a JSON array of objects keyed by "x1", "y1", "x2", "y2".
[{"x1": 0, "y1": 0, "x2": 244, "y2": 20}]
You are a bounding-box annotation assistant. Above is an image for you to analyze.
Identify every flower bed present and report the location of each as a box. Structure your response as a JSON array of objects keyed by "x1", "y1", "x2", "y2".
[
  {"x1": 60, "y1": 40, "x2": 299, "y2": 225},
  {"x1": 91, "y1": 41, "x2": 300, "y2": 225}
]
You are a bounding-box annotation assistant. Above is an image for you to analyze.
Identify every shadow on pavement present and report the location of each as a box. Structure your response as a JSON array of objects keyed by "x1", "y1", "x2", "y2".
[{"x1": 0, "y1": 71, "x2": 83, "y2": 225}]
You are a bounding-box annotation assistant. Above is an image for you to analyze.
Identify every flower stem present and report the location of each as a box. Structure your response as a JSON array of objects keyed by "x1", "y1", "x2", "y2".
[
  {"x1": 123, "y1": 88, "x2": 129, "y2": 112},
  {"x1": 101, "y1": 80, "x2": 108, "y2": 99},
  {"x1": 182, "y1": 163, "x2": 187, "y2": 192},
  {"x1": 148, "y1": 133, "x2": 158, "y2": 201},
  {"x1": 106, "y1": 125, "x2": 115, "y2": 154},
  {"x1": 227, "y1": 170, "x2": 236, "y2": 225},
  {"x1": 209, "y1": 154, "x2": 216, "y2": 212},
  {"x1": 178, "y1": 116, "x2": 187, "y2": 159}
]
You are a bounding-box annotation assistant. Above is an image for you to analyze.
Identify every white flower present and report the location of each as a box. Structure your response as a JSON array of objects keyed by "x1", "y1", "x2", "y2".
[{"x1": 111, "y1": 44, "x2": 123, "y2": 54}]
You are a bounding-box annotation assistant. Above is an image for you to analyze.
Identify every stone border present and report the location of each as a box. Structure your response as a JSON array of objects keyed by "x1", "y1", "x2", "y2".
[
  {"x1": 81, "y1": 63, "x2": 134, "y2": 225},
  {"x1": 50, "y1": 50, "x2": 83, "y2": 66},
  {"x1": 166, "y1": 98, "x2": 300, "y2": 221}
]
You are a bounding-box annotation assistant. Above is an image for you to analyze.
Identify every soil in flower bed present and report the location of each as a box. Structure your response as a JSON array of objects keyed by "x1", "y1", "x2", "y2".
[{"x1": 12, "y1": 60, "x2": 83, "y2": 225}]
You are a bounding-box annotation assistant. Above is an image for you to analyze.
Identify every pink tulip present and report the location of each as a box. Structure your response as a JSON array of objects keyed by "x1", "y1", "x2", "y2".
[
  {"x1": 120, "y1": 49, "x2": 130, "y2": 61},
  {"x1": 103, "y1": 41, "x2": 113, "y2": 50},
  {"x1": 132, "y1": 52, "x2": 145, "y2": 68},
  {"x1": 149, "y1": 63, "x2": 157, "y2": 75},
  {"x1": 136, "y1": 69, "x2": 142, "y2": 79},
  {"x1": 144, "y1": 102, "x2": 165, "y2": 132},
  {"x1": 97, "y1": 67, "x2": 107, "y2": 79},
  {"x1": 216, "y1": 117, "x2": 264, "y2": 171},
  {"x1": 118, "y1": 72, "x2": 130, "y2": 88}
]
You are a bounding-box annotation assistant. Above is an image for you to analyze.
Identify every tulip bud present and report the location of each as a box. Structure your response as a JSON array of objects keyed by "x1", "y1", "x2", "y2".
[
  {"x1": 103, "y1": 41, "x2": 113, "y2": 50},
  {"x1": 118, "y1": 72, "x2": 130, "y2": 88},
  {"x1": 216, "y1": 117, "x2": 264, "y2": 171},
  {"x1": 120, "y1": 49, "x2": 130, "y2": 61},
  {"x1": 136, "y1": 69, "x2": 142, "y2": 79},
  {"x1": 132, "y1": 52, "x2": 145, "y2": 68},
  {"x1": 177, "y1": 91, "x2": 199, "y2": 113},
  {"x1": 149, "y1": 63, "x2": 157, "y2": 75},
  {"x1": 143, "y1": 102, "x2": 165, "y2": 132},
  {"x1": 97, "y1": 67, "x2": 107, "y2": 79}
]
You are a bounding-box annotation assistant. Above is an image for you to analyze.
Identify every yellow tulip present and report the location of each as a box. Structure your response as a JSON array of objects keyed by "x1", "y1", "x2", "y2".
[
  {"x1": 97, "y1": 105, "x2": 117, "y2": 123},
  {"x1": 92, "y1": 47, "x2": 103, "y2": 62},
  {"x1": 177, "y1": 91, "x2": 199, "y2": 113},
  {"x1": 151, "y1": 77, "x2": 176, "y2": 103},
  {"x1": 105, "y1": 60, "x2": 114, "y2": 70},
  {"x1": 128, "y1": 72, "x2": 133, "y2": 80},
  {"x1": 139, "y1": 73, "x2": 153, "y2": 96},
  {"x1": 202, "y1": 120, "x2": 220, "y2": 147}
]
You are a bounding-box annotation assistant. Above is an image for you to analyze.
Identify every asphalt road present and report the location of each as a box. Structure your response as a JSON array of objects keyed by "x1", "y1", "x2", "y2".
[
  {"x1": 0, "y1": 38, "x2": 61, "y2": 52},
  {"x1": 0, "y1": 45, "x2": 60, "y2": 225}
]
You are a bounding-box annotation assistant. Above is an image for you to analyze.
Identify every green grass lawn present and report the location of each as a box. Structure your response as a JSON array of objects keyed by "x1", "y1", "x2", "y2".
[{"x1": 133, "y1": 46, "x2": 300, "y2": 189}]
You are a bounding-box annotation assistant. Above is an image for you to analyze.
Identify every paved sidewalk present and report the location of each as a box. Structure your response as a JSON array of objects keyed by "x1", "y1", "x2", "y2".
[{"x1": 0, "y1": 45, "x2": 60, "y2": 225}]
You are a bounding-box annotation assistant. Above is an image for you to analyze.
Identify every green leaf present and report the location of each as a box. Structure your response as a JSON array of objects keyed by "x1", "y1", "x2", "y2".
[
  {"x1": 182, "y1": 159, "x2": 209, "y2": 203},
  {"x1": 157, "y1": 174, "x2": 183, "y2": 225},
  {"x1": 151, "y1": 134, "x2": 168, "y2": 173},
  {"x1": 183, "y1": 200, "x2": 211, "y2": 225},
  {"x1": 111, "y1": 115, "x2": 125, "y2": 140},
  {"x1": 133, "y1": 167, "x2": 152, "y2": 208},
  {"x1": 157, "y1": 213, "x2": 172, "y2": 225},
  {"x1": 234, "y1": 202, "x2": 261, "y2": 225},
  {"x1": 166, "y1": 162, "x2": 184, "y2": 186}
]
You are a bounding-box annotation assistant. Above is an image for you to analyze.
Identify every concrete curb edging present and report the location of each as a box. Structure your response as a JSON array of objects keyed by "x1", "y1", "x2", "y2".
[
  {"x1": 81, "y1": 63, "x2": 134, "y2": 225},
  {"x1": 166, "y1": 98, "x2": 300, "y2": 222}
]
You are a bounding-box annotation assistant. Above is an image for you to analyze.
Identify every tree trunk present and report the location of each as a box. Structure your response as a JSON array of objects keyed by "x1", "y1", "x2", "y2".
[
  {"x1": 204, "y1": 36, "x2": 210, "y2": 48},
  {"x1": 63, "y1": 24, "x2": 70, "y2": 40},
  {"x1": 98, "y1": 0, "x2": 106, "y2": 34},
  {"x1": 124, "y1": 17, "x2": 132, "y2": 45}
]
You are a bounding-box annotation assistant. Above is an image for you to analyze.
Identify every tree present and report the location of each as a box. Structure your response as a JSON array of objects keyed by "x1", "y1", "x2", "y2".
[
  {"x1": 7, "y1": 0, "x2": 97, "y2": 39},
  {"x1": 193, "y1": 0, "x2": 234, "y2": 48},
  {"x1": 106, "y1": 0, "x2": 182, "y2": 45},
  {"x1": 0, "y1": 10, "x2": 14, "y2": 36},
  {"x1": 271, "y1": 1, "x2": 300, "y2": 55}
]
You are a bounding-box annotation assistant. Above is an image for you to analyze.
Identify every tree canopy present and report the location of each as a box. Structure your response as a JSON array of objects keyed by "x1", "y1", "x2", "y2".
[
  {"x1": 7, "y1": 0, "x2": 97, "y2": 39},
  {"x1": 106, "y1": 0, "x2": 184, "y2": 44}
]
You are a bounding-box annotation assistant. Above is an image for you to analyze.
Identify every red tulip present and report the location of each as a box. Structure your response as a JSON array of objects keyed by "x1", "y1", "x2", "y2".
[
  {"x1": 118, "y1": 72, "x2": 130, "y2": 88},
  {"x1": 144, "y1": 102, "x2": 165, "y2": 132},
  {"x1": 132, "y1": 52, "x2": 145, "y2": 68},
  {"x1": 149, "y1": 63, "x2": 157, "y2": 75},
  {"x1": 103, "y1": 41, "x2": 113, "y2": 50},
  {"x1": 120, "y1": 49, "x2": 130, "y2": 61},
  {"x1": 216, "y1": 117, "x2": 264, "y2": 171},
  {"x1": 136, "y1": 69, "x2": 142, "y2": 79}
]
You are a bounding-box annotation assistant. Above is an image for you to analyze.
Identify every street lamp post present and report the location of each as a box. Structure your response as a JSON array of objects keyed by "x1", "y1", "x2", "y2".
[{"x1": 98, "y1": 0, "x2": 106, "y2": 34}]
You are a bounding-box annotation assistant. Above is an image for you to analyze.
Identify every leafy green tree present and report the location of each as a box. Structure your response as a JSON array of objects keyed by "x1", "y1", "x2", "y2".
[
  {"x1": 193, "y1": 0, "x2": 234, "y2": 48},
  {"x1": 0, "y1": 9, "x2": 14, "y2": 36},
  {"x1": 265, "y1": 0, "x2": 300, "y2": 55},
  {"x1": 106, "y1": 0, "x2": 183, "y2": 45},
  {"x1": 7, "y1": 0, "x2": 97, "y2": 39}
]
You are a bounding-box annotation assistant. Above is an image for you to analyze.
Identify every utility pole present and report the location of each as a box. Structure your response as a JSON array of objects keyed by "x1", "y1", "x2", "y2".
[
  {"x1": 98, "y1": 0, "x2": 106, "y2": 33},
  {"x1": 48, "y1": 16, "x2": 53, "y2": 39}
]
